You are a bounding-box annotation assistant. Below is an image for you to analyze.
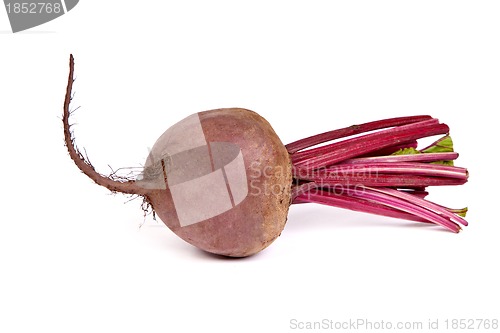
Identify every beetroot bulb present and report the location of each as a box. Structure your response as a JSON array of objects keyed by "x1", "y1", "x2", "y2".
[{"x1": 63, "y1": 55, "x2": 469, "y2": 257}]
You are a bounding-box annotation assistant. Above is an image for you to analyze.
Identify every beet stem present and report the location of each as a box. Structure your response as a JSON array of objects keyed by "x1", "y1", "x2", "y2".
[
  {"x1": 285, "y1": 115, "x2": 432, "y2": 154},
  {"x1": 324, "y1": 163, "x2": 467, "y2": 179},
  {"x1": 294, "y1": 120, "x2": 449, "y2": 168},
  {"x1": 344, "y1": 187, "x2": 461, "y2": 232},
  {"x1": 288, "y1": 114, "x2": 469, "y2": 232},
  {"x1": 294, "y1": 189, "x2": 428, "y2": 223},
  {"x1": 341, "y1": 152, "x2": 459, "y2": 164},
  {"x1": 361, "y1": 140, "x2": 418, "y2": 157},
  {"x1": 369, "y1": 187, "x2": 468, "y2": 226},
  {"x1": 292, "y1": 119, "x2": 439, "y2": 163},
  {"x1": 293, "y1": 168, "x2": 467, "y2": 187}
]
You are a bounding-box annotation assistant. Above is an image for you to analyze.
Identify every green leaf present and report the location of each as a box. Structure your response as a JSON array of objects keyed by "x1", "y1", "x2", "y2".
[
  {"x1": 452, "y1": 207, "x2": 468, "y2": 218},
  {"x1": 390, "y1": 136, "x2": 455, "y2": 165},
  {"x1": 422, "y1": 135, "x2": 454, "y2": 154},
  {"x1": 391, "y1": 147, "x2": 421, "y2": 156}
]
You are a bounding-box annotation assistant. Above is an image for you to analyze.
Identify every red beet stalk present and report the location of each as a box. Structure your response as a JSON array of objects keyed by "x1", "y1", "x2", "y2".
[{"x1": 287, "y1": 116, "x2": 469, "y2": 232}]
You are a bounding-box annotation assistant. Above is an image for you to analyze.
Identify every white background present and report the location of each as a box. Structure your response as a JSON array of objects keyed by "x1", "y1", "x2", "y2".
[{"x1": 1, "y1": 1, "x2": 499, "y2": 332}]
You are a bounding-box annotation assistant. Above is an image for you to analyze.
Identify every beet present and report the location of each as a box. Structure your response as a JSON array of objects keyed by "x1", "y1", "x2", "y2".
[
  {"x1": 139, "y1": 108, "x2": 292, "y2": 257},
  {"x1": 63, "y1": 55, "x2": 469, "y2": 257}
]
